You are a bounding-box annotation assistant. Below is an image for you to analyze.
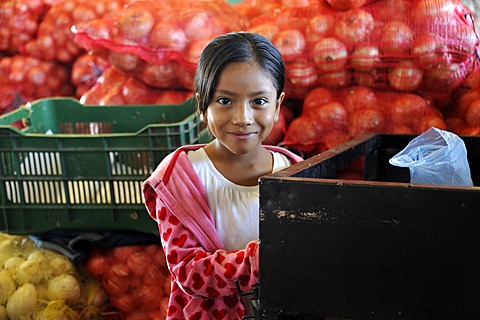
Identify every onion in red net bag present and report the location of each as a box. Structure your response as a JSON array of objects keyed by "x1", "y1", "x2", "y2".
[
  {"x1": 0, "y1": 55, "x2": 74, "y2": 100},
  {"x1": 73, "y1": 0, "x2": 247, "y2": 91},
  {"x1": 444, "y1": 68, "x2": 480, "y2": 135},
  {"x1": 71, "y1": 52, "x2": 111, "y2": 99},
  {"x1": 0, "y1": 0, "x2": 54, "y2": 55},
  {"x1": 234, "y1": 0, "x2": 324, "y2": 22},
  {"x1": 0, "y1": 83, "x2": 30, "y2": 118},
  {"x1": 325, "y1": 0, "x2": 378, "y2": 11},
  {"x1": 80, "y1": 65, "x2": 193, "y2": 106},
  {"x1": 263, "y1": 103, "x2": 296, "y2": 146},
  {"x1": 357, "y1": 0, "x2": 478, "y2": 94},
  {"x1": 233, "y1": 0, "x2": 282, "y2": 21},
  {"x1": 20, "y1": 0, "x2": 132, "y2": 63},
  {"x1": 85, "y1": 243, "x2": 170, "y2": 319},
  {"x1": 0, "y1": 82, "x2": 30, "y2": 129},
  {"x1": 247, "y1": 0, "x2": 479, "y2": 100},
  {"x1": 282, "y1": 85, "x2": 448, "y2": 157}
]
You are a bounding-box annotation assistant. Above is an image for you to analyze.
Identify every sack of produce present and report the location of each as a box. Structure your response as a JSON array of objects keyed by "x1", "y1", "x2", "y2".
[
  {"x1": 0, "y1": 55, "x2": 74, "y2": 101},
  {"x1": 324, "y1": 0, "x2": 378, "y2": 10},
  {"x1": 0, "y1": 83, "x2": 28, "y2": 118},
  {"x1": 233, "y1": 0, "x2": 283, "y2": 21},
  {"x1": 234, "y1": 0, "x2": 377, "y2": 21},
  {"x1": 0, "y1": 0, "x2": 53, "y2": 55},
  {"x1": 263, "y1": 103, "x2": 296, "y2": 146},
  {"x1": 71, "y1": 52, "x2": 111, "y2": 99},
  {"x1": 445, "y1": 67, "x2": 480, "y2": 135},
  {"x1": 389, "y1": 127, "x2": 474, "y2": 186},
  {"x1": 0, "y1": 233, "x2": 107, "y2": 320},
  {"x1": 80, "y1": 65, "x2": 193, "y2": 106},
  {"x1": 85, "y1": 243, "x2": 170, "y2": 319},
  {"x1": 282, "y1": 85, "x2": 447, "y2": 157},
  {"x1": 73, "y1": 0, "x2": 246, "y2": 91},
  {"x1": 245, "y1": 0, "x2": 479, "y2": 100},
  {"x1": 20, "y1": 0, "x2": 132, "y2": 63}
]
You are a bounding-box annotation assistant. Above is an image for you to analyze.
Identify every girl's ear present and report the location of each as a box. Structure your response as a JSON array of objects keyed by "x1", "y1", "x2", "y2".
[
  {"x1": 196, "y1": 93, "x2": 207, "y2": 123},
  {"x1": 275, "y1": 92, "x2": 285, "y2": 121}
]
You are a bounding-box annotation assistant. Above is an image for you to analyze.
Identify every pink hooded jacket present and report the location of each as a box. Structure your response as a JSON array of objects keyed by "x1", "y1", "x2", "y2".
[{"x1": 143, "y1": 144, "x2": 303, "y2": 320}]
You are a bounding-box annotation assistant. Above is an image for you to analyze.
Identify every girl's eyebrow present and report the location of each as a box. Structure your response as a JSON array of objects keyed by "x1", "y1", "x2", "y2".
[
  {"x1": 215, "y1": 89, "x2": 273, "y2": 96},
  {"x1": 214, "y1": 89, "x2": 236, "y2": 95}
]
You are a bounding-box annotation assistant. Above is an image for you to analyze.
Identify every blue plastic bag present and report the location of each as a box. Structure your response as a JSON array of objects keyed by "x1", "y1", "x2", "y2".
[{"x1": 389, "y1": 127, "x2": 473, "y2": 186}]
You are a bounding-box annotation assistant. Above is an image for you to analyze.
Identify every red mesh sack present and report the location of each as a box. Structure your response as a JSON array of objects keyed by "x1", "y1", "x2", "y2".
[
  {"x1": 73, "y1": 0, "x2": 247, "y2": 91},
  {"x1": 263, "y1": 103, "x2": 296, "y2": 146},
  {"x1": 233, "y1": 0, "x2": 282, "y2": 21},
  {"x1": 247, "y1": 0, "x2": 479, "y2": 100},
  {"x1": 71, "y1": 52, "x2": 111, "y2": 99},
  {"x1": 85, "y1": 243, "x2": 170, "y2": 320},
  {"x1": 234, "y1": 0, "x2": 330, "y2": 21},
  {"x1": 20, "y1": 0, "x2": 132, "y2": 63},
  {"x1": 325, "y1": 0, "x2": 377, "y2": 10},
  {"x1": 0, "y1": 0, "x2": 54, "y2": 54},
  {"x1": 0, "y1": 83, "x2": 30, "y2": 122},
  {"x1": 234, "y1": 0, "x2": 376, "y2": 20},
  {"x1": 0, "y1": 55, "x2": 74, "y2": 100},
  {"x1": 282, "y1": 85, "x2": 447, "y2": 158},
  {"x1": 444, "y1": 68, "x2": 480, "y2": 135},
  {"x1": 80, "y1": 65, "x2": 193, "y2": 106}
]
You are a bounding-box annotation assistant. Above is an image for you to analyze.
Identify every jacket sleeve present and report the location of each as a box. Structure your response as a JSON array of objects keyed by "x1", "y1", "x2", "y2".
[{"x1": 151, "y1": 196, "x2": 259, "y2": 299}]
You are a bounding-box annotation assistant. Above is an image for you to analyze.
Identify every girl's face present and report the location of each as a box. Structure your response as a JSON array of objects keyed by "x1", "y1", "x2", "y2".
[{"x1": 200, "y1": 62, "x2": 284, "y2": 157}]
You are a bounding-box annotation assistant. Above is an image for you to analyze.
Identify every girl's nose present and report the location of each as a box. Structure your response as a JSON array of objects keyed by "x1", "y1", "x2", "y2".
[{"x1": 232, "y1": 103, "x2": 253, "y2": 126}]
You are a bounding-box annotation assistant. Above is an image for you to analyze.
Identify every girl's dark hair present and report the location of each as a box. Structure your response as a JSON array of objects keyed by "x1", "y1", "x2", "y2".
[{"x1": 194, "y1": 32, "x2": 285, "y2": 115}]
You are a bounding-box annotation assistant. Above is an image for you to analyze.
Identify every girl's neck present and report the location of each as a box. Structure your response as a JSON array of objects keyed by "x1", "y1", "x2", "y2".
[{"x1": 203, "y1": 142, "x2": 273, "y2": 186}]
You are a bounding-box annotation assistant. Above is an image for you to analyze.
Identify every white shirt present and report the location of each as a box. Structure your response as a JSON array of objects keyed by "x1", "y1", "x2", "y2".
[{"x1": 187, "y1": 148, "x2": 291, "y2": 251}]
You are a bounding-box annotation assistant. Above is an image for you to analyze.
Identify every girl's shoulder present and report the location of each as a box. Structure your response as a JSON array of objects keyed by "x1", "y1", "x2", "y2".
[
  {"x1": 146, "y1": 144, "x2": 207, "y2": 187},
  {"x1": 161, "y1": 144, "x2": 207, "y2": 170},
  {"x1": 264, "y1": 145, "x2": 303, "y2": 164}
]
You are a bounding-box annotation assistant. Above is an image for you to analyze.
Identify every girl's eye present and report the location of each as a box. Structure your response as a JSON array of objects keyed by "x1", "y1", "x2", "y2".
[
  {"x1": 217, "y1": 97, "x2": 231, "y2": 105},
  {"x1": 253, "y1": 98, "x2": 268, "y2": 106}
]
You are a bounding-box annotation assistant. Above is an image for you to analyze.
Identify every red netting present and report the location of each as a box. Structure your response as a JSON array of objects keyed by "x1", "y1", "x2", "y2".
[
  {"x1": 264, "y1": 102, "x2": 297, "y2": 146},
  {"x1": 282, "y1": 86, "x2": 447, "y2": 158},
  {"x1": 19, "y1": 0, "x2": 133, "y2": 63},
  {"x1": 71, "y1": 52, "x2": 111, "y2": 99},
  {"x1": 0, "y1": 82, "x2": 29, "y2": 118},
  {"x1": 0, "y1": 55, "x2": 74, "y2": 100},
  {"x1": 245, "y1": 0, "x2": 480, "y2": 100},
  {"x1": 85, "y1": 244, "x2": 170, "y2": 319},
  {"x1": 73, "y1": 0, "x2": 247, "y2": 91},
  {"x1": 0, "y1": 0, "x2": 52, "y2": 54},
  {"x1": 444, "y1": 67, "x2": 480, "y2": 134},
  {"x1": 79, "y1": 65, "x2": 193, "y2": 106},
  {"x1": 234, "y1": 0, "x2": 377, "y2": 20},
  {"x1": 325, "y1": 0, "x2": 378, "y2": 10}
]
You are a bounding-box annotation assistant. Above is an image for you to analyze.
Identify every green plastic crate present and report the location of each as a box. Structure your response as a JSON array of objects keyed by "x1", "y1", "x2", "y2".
[{"x1": 0, "y1": 97, "x2": 206, "y2": 235}]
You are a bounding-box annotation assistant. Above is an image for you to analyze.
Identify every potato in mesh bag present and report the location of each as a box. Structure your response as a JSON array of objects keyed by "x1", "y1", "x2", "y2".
[{"x1": 0, "y1": 233, "x2": 106, "y2": 320}]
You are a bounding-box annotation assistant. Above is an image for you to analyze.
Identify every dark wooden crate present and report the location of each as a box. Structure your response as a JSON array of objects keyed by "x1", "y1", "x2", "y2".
[{"x1": 258, "y1": 133, "x2": 480, "y2": 320}]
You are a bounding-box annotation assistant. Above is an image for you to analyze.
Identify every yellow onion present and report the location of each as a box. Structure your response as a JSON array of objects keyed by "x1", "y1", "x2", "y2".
[
  {"x1": 0, "y1": 305, "x2": 7, "y2": 320},
  {"x1": 0, "y1": 271, "x2": 15, "y2": 305},
  {"x1": 47, "y1": 274, "x2": 81, "y2": 303},
  {"x1": 6, "y1": 283, "x2": 38, "y2": 319}
]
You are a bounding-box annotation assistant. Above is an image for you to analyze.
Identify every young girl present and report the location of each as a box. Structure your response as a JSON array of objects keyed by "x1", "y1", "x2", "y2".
[{"x1": 143, "y1": 32, "x2": 303, "y2": 320}]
